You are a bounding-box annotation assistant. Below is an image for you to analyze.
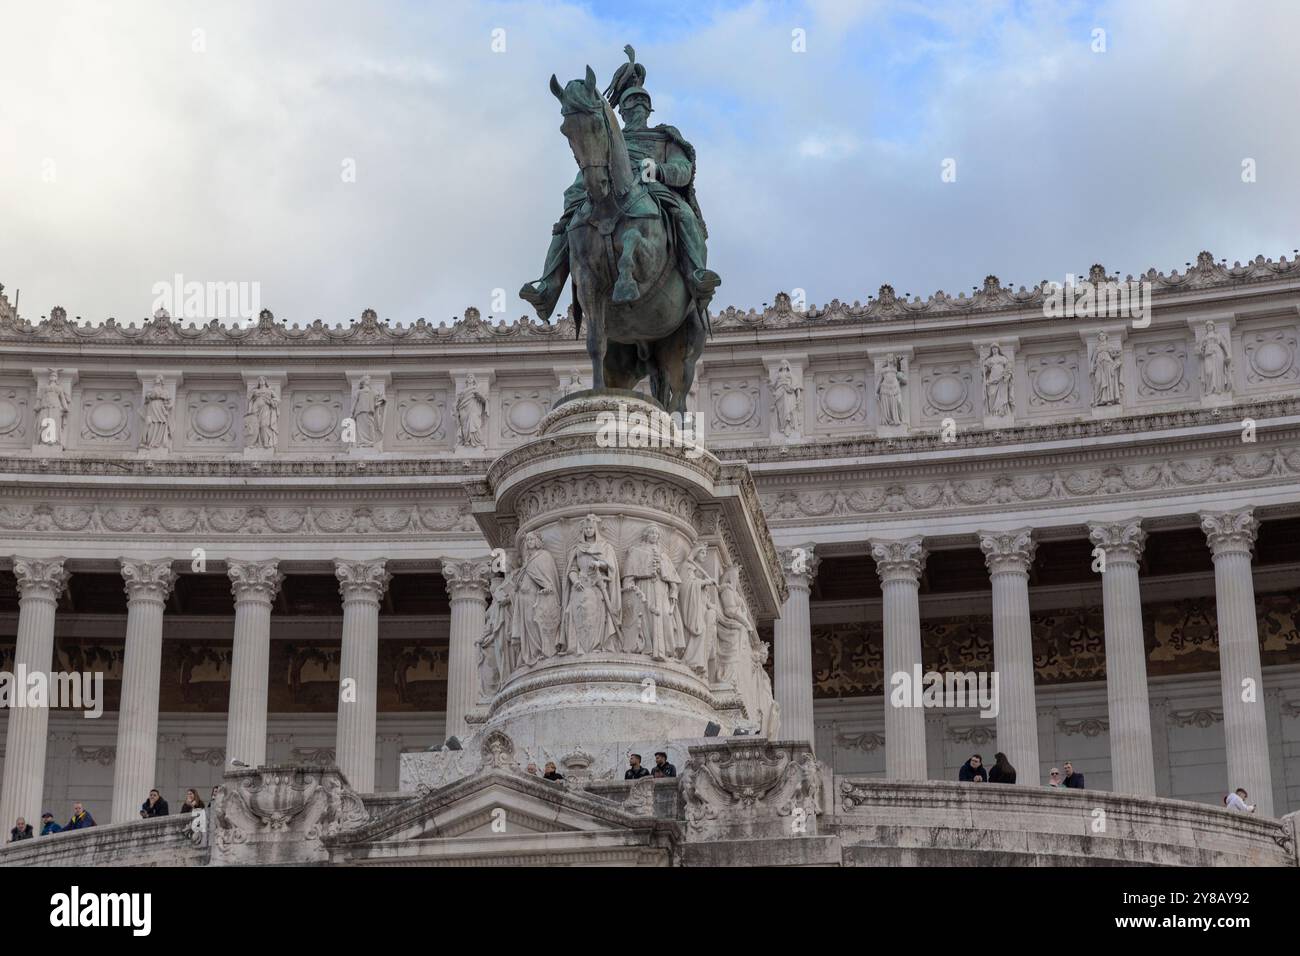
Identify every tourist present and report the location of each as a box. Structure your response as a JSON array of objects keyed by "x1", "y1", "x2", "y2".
[
  {"x1": 140, "y1": 788, "x2": 170, "y2": 818},
  {"x1": 1225, "y1": 788, "x2": 1255, "y2": 813},
  {"x1": 525, "y1": 762, "x2": 540, "y2": 776},
  {"x1": 652, "y1": 752, "x2": 676, "y2": 778},
  {"x1": 543, "y1": 761, "x2": 564, "y2": 782},
  {"x1": 625, "y1": 754, "x2": 651, "y2": 779},
  {"x1": 210, "y1": 786, "x2": 220, "y2": 805},
  {"x1": 64, "y1": 802, "x2": 96, "y2": 830},
  {"x1": 1047, "y1": 768, "x2": 1063, "y2": 788},
  {"x1": 958, "y1": 754, "x2": 988, "y2": 783},
  {"x1": 179, "y1": 789, "x2": 205, "y2": 814},
  {"x1": 39, "y1": 812, "x2": 61, "y2": 835},
  {"x1": 9, "y1": 817, "x2": 33, "y2": 842},
  {"x1": 1062, "y1": 761, "x2": 1086, "y2": 789},
  {"x1": 987, "y1": 752, "x2": 1017, "y2": 784}
]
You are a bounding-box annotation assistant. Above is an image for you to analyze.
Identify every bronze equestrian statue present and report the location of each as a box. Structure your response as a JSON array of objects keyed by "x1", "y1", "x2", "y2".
[{"x1": 520, "y1": 48, "x2": 719, "y2": 414}]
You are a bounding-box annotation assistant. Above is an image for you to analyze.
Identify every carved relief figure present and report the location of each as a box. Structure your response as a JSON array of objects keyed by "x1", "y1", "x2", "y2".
[
  {"x1": 712, "y1": 565, "x2": 755, "y2": 685},
  {"x1": 36, "y1": 369, "x2": 70, "y2": 446},
  {"x1": 456, "y1": 373, "x2": 488, "y2": 448},
  {"x1": 1089, "y1": 331, "x2": 1123, "y2": 406},
  {"x1": 770, "y1": 360, "x2": 802, "y2": 436},
  {"x1": 621, "y1": 524, "x2": 684, "y2": 661},
  {"x1": 1198, "y1": 320, "x2": 1232, "y2": 395},
  {"x1": 513, "y1": 532, "x2": 561, "y2": 664},
  {"x1": 559, "y1": 514, "x2": 621, "y2": 655},
  {"x1": 484, "y1": 571, "x2": 516, "y2": 683},
  {"x1": 982, "y1": 344, "x2": 1014, "y2": 416},
  {"x1": 677, "y1": 543, "x2": 717, "y2": 675},
  {"x1": 876, "y1": 355, "x2": 907, "y2": 426},
  {"x1": 140, "y1": 374, "x2": 173, "y2": 450},
  {"x1": 351, "y1": 375, "x2": 386, "y2": 446},
  {"x1": 244, "y1": 376, "x2": 280, "y2": 448},
  {"x1": 751, "y1": 640, "x2": 780, "y2": 738}
]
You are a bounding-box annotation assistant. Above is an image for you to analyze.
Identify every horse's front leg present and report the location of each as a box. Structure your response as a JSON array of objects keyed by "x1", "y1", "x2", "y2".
[
  {"x1": 586, "y1": 301, "x2": 607, "y2": 389},
  {"x1": 612, "y1": 227, "x2": 642, "y2": 303}
]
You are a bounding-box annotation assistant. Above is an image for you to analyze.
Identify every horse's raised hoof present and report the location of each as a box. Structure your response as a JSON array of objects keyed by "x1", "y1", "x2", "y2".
[{"x1": 612, "y1": 276, "x2": 641, "y2": 303}]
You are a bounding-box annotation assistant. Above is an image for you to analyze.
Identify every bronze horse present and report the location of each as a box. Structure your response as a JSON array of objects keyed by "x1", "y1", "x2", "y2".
[{"x1": 550, "y1": 67, "x2": 707, "y2": 414}]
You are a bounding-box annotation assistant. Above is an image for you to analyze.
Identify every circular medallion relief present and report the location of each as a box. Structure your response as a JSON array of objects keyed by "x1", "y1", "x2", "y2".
[
  {"x1": 507, "y1": 399, "x2": 544, "y2": 434},
  {"x1": 1034, "y1": 365, "x2": 1074, "y2": 401},
  {"x1": 402, "y1": 401, "x2": 440, "y2": 438},
  {"x1": 1253, "y1": 341, "x2": 1292, "y2": 377},
  {"x1": 0, "y1": 399, "x2": 19, "y2": 434},
  {"x1": 192, "y1": 403, "x2": 232, "y2": 439},
  {"x1": 821, "y1": 382, "x2": 861, "y2": 418},
  {"x1": 717, "y1": 390, "x2": 755, "y2": 425},
  {"x1": 299, "y1": 404, "x2": 337, "y2": 438},
  {"x1": 1142, "y1": 354, "x2": 1182, "y2": 390},
  {"x1": 88, "y1": 402, "x2": 126, "y2": 437},
  {"x1": 928, "y1": 374, "x2": 966, "y2": 410}
]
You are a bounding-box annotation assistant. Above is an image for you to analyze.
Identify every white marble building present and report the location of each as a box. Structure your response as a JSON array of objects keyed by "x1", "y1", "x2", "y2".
[{"x1": 1, "y1": 248, "x2": 1299, "y2": 837}]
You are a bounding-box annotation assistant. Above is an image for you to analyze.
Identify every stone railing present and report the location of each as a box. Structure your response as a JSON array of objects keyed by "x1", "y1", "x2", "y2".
[
  {"x1": 834, "y1": 777, "x2": 1298, "y2": 867},
  {"x1": 0, "y1": 812, "x2": 208, "y2": 867}
]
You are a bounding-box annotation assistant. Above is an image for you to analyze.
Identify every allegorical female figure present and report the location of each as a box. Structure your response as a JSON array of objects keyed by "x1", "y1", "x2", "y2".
[
  {"x1": 351, "y1": 375, "x2": 386, "y2": 446},
  {"x1": 713, "y1": 566, "x2": 755, "y2": 685},
  {"x1": 513, "y1": 532, "x2": 561, "y2": 664},
  {"x1": 876, "y1": 355, "x2": 907, "y2": 426},
  {"x1": 141, "y1": 374, "x2": 173, "y2": 450},
  {"x1": 245, "y1": 376, "x2": 280, "y2": 448},
  {"x1": 456, "y1": 373, "x2": 488, "y2": 448},
  {"x1": 560, "y1": 514, "x2": 621, "y2": 655},
  {"x1": 1199, "y1": 320, "x2": 1232, "y2": 395},
  {"x1": 36, "y1": 369, "x2": 70, "y2": 446},
  {"x1": 621, "y1": 524, "x2": 683, "y2": 662},
  {"x1": 982, "y1": 344, "x2": 1014, "y2": 416},
  {"x1": 1090, "y1": 331, "x2": 1123, "y2": 406},
  {"x1": 483, "y1": 572, "x2": 515, "y2": 687},
  {"x1": 770, "y1": 359, "x2": 802, "y2": 436},
  {"x1": 676, "y1": 543, "x2": 717, "y2": 676}
]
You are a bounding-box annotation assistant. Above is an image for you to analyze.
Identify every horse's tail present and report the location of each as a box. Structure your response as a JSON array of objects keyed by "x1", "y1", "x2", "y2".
[{"x1": 571, "y1": 279, "x2": 582, "y2": 340}]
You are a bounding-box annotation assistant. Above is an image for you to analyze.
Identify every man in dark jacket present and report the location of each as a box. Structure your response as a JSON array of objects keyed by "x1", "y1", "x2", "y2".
[
  {"x1": 624, "y1": 754, "x2": 651, "y2": 779},
  {"x1": 651, "y1": 752, "x2": 676, "y2": 778},
  {"x1": 1062, "y1": 761, "x2": 1086, "y2": 789},
  {"x1": 64, "y1": 803, "x2": 96, "y2": 830},
  {"x1": 140, "y1": 789, "x2": 170, "y2": 818},
  {"x1": 9, "y1": 817, "x2": 33, "y2": 842},
  {"x1": 958, "y1": 754, "x2": 988, "y2": 782},
  {"x1": 39, "y1": 813, "x2": 62, "y2": 836}
]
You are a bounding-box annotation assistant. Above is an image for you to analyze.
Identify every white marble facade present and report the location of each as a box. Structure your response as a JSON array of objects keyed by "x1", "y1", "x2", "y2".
[{"x1": 2, "y1": 249, "x2": 1300, "y2": 822}]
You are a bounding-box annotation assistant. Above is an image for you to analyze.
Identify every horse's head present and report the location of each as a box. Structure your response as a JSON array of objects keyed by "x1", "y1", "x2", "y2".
[{"x1": 550, "y1": 66, "x2": 626, "y2": 203}]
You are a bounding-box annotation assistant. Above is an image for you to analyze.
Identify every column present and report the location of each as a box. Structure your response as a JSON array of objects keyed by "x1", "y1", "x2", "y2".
[
  {"x1": 441, "y1": 559, "x2": 491, "y2": 742},
  {"x1": 110, "y1": 558, "x2": 178, "y2": 823},
  {"x1": 870, "y1": 537, "x2": 928, "y2": 780},
  {"x1": 334, "y1": 559, "x2": 390, "y2": 792},
  {"x1": 774, "y1": 545, "x2": 819, "y2": 744},
  {"x1": 979, "y1": 529, "x2": 1041, "y2": 785},
  {"x1": 0, "y1": 558, "x2": 69, "y2": 831},
  {"x1": 1201, "y1": 508, "x2": 1274, "y2": 816},
  {"x1": 225, "y1": 559, "x2": 283, "y2": 769},
  {"x1": 1088, "y1": 520, "x2": 1157, "y2": 795}
]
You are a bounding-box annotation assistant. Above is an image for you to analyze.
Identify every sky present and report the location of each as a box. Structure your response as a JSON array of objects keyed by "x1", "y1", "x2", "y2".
[{"x1": 0, "y1": 0, "x2": 1297, "y2": 326}]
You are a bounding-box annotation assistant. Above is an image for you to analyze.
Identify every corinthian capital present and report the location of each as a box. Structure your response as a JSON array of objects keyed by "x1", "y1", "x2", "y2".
[
  {"x1": 869, "y1": 537, "x2": 927, "y2": 584},
  {"x1": 441, "y1": 558, "x2": 492, "y2": 600},
  {"x1": 13, "y1": 557, "x2": 70, "y2": 597},
  {"x1": 228, "y1": 559, "x2": 284, "y2": 600},
  {"x1": 779, "y1": 544, "x2": 820, "y2": 588},
  {"x1": 979, "y1": 528, "x2": 1037, "y2": 575},
  {"x1": 335, "y1": 558, "x2": 391, "y2": 599},
  {"x1": 1087, "y1": 520, "x2": 1145, "y2": 563},
  {"x1": 1200, "y1": 508, "x2": 1258, "y2": 556},
  {"x1": 120, "y1": 558, "x2": 178, "y2": 601}
]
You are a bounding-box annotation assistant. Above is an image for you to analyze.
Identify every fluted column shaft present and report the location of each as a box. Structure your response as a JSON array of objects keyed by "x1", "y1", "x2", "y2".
[
  {"x1": 980, "y1": 530, "x2": 1040, "y2": 785},
  {"x1": 442, "y1": 559, "x2": 491, "y2": 741},
  {"x1": 871, "y1": 538, "x2": 928, "y2": 780},
  {"x1": 0, "y1": 558, "x2": 69, "y2": 831},
  {"x1": 225, "y1": 560, "x2": 283, "y2": 769},
  {"x1": 111, "y1": 559, "x2": 178, "y2": 823},
  {"x1": 1202, "y1": 509, "x2": 1273, "y2": 816},
  {"x1": 335, "y1": 559, "x2": 390, "y2": 792},
  {"x1": 775, "y1": 545, "x2": 818, "y2": 745},
  {"x1": 1089, "y1": 521, "x2": 1156, "y2": 795}
]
